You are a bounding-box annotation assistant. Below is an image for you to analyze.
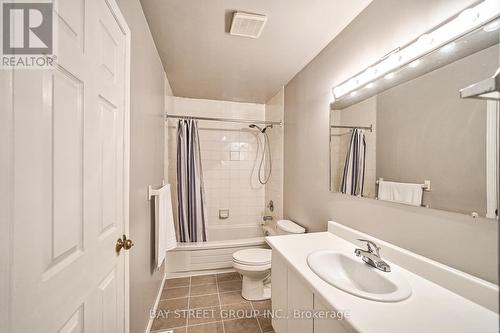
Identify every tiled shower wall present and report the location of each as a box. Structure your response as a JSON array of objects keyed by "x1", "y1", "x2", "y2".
[{"x1": 167, "y1": 97, "x2": 276, "y2": 240}]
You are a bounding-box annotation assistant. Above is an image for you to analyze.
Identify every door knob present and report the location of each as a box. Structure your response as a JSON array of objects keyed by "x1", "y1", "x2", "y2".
[{"x1": 116, "y1": 235, "x2": 134, "y2": 253}]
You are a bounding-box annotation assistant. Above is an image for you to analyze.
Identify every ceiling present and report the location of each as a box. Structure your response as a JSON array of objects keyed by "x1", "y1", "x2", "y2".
[{"x1": 140, "y1": 0, "x2": 372, "y2": 104}]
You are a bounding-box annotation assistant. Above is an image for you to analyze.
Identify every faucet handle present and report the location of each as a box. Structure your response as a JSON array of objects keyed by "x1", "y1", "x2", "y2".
[{"x1": 357, "y1": 239, "x2": 381, "y2": 256}]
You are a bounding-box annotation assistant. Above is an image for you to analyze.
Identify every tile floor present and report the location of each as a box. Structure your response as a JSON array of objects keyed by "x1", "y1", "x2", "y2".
[{"x1": 151, "y1": 272, "x2": 274, "y2": 333}]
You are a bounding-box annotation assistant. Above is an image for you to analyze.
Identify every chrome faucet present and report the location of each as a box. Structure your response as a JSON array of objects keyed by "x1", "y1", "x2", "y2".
[
  {"x1": 262, "y1": 216, "x2": 273, "y2": 222},
  {"x1": 354, "y1": 239, "x2": 391, "y2": 272}
]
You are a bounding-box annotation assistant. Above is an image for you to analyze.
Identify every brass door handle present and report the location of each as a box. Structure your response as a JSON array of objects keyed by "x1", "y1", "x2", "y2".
[{"x1": 116, "y1": 235, "x2": 134, "y2": 253}]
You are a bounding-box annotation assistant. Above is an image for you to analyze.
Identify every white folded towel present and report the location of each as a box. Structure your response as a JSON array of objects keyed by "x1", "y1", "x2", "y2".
[
  {"x1": 378, "y1": 180, "x2": 423, "y2": 207},
  {"x1": 154, "y1": 184, "x2": 177, "y2": 269}
]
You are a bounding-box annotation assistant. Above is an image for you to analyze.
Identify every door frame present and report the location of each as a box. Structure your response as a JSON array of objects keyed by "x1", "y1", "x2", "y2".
[
  {"x1": 0, "y1": 68, "x2": 14, "y2": 333},
  {"x1": 104, "y1": 0, "x2": 132, "y2": 331}
]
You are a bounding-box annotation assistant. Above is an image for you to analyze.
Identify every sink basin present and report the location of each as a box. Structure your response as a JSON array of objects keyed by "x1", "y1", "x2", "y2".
[{"x1": 307, "y1": 250, "x2": 411, "y2": 302}]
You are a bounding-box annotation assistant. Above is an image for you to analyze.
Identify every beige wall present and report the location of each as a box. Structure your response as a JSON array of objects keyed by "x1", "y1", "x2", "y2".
[
  {"x1": 377, "y1": 46, "x2": 497, "y2": 216},
  {"x1": 284, "y1": 0, "x2": 498, "y2": 283},
  {"x1": 115, "y1": 1, "x2": 169, "y2": 332}
]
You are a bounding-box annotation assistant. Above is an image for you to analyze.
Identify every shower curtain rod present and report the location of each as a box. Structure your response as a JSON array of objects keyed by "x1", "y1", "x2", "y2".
[
  {"x1": 330, "y1": 124, "x2": 373, "y2": 132},
  {"x1": 165, "y1": 113, "x2": 283, "y2": 126}
]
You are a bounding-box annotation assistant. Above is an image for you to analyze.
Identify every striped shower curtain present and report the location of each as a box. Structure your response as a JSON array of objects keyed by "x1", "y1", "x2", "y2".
[
  {"x1": 340, "y1": 128, "x2": 366, "y2": 196},
  {"x1": 176, "y1": 119, "x2": 207, "y2": 242}
]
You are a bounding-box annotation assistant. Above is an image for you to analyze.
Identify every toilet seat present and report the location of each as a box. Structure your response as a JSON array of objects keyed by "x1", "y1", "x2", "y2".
[
  {"x1": 232, "y1": 248, "x2": 271, "y2": 266},
  {"x1": 232, "y1": 248, "x2": 272, "y2": 300}
]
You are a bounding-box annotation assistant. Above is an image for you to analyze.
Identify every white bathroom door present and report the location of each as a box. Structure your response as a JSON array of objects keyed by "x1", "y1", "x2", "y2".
[{"x1": 3, "y1": 0, "x2": 131, "y2": 332}]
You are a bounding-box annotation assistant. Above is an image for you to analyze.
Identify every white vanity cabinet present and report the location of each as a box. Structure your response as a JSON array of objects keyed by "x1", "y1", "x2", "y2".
[
  {"x1": 271, "y1": 251, "x2": 289, "y2": 333},
  {"x1": 271, "y1": 252, "x2": 353, "y2": 333}
]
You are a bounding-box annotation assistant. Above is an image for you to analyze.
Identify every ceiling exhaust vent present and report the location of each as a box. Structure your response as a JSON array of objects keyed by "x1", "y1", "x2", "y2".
[{"x1": 230, "y1": 12, "x2": 267, "y2": 39}]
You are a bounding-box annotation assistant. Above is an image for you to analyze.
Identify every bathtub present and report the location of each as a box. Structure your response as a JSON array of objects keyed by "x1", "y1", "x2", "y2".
[
  {"x1": 165, "y1": 224, "x2": 268, "y2": 278},
  {"x1": 207, "y1": 224, "x2": 264, "y2": 241}
]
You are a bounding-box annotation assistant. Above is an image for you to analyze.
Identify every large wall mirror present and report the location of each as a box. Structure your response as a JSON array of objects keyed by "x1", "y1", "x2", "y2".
[{"x1": 330, "y1": 19, "x2": 499, "y2": 219}]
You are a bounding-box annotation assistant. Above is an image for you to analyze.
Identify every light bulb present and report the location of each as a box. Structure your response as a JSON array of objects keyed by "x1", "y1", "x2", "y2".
[
  {"x1": 362, "y1": 67, "x2": 378, "y2": 82},
  {"x1": 408, "y1": 60, "x2": 421, "y2": 68},
  {"x1": 484, "y1": 20, "x2": 500, "y2": 32},
  {"x1": 439, "y1": 42, "x2": 456, "y2": 53},
  {"x1": 333, "y1": 87, "x2": 342, "y2": 97},
  {"x1": 384, "y1": 72, "x2": 395, "y2": 80}
]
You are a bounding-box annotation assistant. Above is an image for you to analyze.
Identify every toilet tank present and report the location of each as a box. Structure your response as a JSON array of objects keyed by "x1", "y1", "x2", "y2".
[{"x1": 263, "y1": 219, "x2": 305, "y2": 236}]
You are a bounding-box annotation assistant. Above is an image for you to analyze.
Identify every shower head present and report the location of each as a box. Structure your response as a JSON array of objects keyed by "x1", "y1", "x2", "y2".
[
  {"x1": 261, "y1": 125, "x2": 272, "y2": 133},
  {"x1": 249, "y1": 124, "x2": 263, "y2": 132},
  {"x1": 249, "y1": 124, "x2": 272, "y2": 133}
]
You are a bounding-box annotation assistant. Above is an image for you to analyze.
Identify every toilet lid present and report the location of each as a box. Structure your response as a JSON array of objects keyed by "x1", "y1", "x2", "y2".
[
  {"x1": 277, "y1": 220, "x2": 305, "y2": 234},
  {"x1": 233, "y1": 249, "x2": 272, "y2": 266}
]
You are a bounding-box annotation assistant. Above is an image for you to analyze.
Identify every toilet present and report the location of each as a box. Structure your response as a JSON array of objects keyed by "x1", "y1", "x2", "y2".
[{"x1": 232, "y1": 220, "x2": 306, "y2": 301}]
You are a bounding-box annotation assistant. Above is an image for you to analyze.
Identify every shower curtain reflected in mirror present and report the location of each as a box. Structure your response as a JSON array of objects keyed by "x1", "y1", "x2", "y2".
[
  {"x1": 341, "y1": 128, "x2": 366, "y2": 196},
  {"x1": 177, "y1": 119, "x2": 207, "y2": 242}
]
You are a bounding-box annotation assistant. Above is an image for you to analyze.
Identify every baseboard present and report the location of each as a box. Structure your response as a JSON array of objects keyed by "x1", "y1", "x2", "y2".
[{"x1": 144, "y1": 273, "x2": 167, "y2": 333}]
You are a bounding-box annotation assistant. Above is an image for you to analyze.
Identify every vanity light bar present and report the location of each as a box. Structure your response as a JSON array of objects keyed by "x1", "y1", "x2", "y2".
[{"x1": 332, "y1": 0, "x2": 500, "y2": 101}]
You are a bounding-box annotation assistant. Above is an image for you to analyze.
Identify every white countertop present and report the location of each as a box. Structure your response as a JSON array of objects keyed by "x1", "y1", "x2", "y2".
[{"x1": 266, "y1": 231, "x2": 499, "y2": 333}]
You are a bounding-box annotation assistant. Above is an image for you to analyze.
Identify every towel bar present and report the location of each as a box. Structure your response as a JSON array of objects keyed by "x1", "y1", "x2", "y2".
[
  {"x1": 148, "y1": 180, "x2": 167, "y2": 200},
  {"x1": 376, "y1": 178, "x2": 431, "y2": 191}
]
